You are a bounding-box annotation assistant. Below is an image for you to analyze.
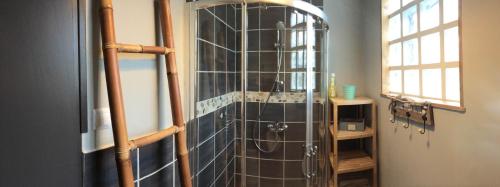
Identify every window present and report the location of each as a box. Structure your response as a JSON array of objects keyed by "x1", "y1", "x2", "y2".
[
  {"x1": 289, "y1": 10, "x2": 316, "y2": 92},
  {"x1": 382, "y1": 0, "x2": 463, "y2": 109}
]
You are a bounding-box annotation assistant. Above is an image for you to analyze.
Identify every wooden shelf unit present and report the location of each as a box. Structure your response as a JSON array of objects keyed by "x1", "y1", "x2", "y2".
[{"x1": 330, "y1": 97, "x2": 377, "y2": 187}]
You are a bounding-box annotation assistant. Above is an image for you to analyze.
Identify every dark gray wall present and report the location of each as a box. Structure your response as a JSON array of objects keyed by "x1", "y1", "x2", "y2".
[{"x1": 0, "y1": 0, "x2": 82, "y2": 186}]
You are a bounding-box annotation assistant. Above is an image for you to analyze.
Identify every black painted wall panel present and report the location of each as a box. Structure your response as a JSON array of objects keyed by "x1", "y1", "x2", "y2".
[{"x1": 0, "y1": 0, "x2": 82, "y2": 186}]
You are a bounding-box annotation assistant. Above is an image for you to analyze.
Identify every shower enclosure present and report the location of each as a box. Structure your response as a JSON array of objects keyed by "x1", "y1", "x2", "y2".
[{"x1": 188, "y1": 0, "x2": 329, "y2": 186}]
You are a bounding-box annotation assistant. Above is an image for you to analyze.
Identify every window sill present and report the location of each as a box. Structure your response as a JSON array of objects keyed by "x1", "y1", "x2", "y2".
[{"x1": 380, "y1": 93, "x2": 466, "y2": 113}]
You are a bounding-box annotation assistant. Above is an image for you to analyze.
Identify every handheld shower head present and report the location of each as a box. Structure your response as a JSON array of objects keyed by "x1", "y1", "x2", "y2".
[
  {"x1": 276, "y1": 21, "x2": 286, "y2": 31},
  {"x1": 275, "y1": 21, "x2": 285, "y2": 48}
]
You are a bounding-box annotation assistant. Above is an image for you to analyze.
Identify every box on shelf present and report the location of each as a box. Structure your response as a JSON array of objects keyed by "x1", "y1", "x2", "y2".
[{"x1": 339, "y1": 119, "x2": 365, "y2": 131}]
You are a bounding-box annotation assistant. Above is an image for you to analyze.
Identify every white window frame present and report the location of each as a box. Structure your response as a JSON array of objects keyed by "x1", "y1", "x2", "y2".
[{"x1": 381, "y1": 0, "x2": 464, "y2": 111}]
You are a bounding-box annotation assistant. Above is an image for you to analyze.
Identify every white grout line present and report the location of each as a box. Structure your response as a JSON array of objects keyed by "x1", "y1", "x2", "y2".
[
  {"x1": 197, "y1": 36, "x2": 237, "y2": 53},
  {"x1": 204, "y1": 8, "x2": 238, "y2": 32},
  {"x1": 238, "y1": 174, "x2": 306, "y2": 181},
  {"x1": 196, "y1": 138, "x2": 236, "y2": 177},
  {"x1": 212, "y1": 156, "x2": 236, "y2": 187},
  {"x1": 172, "y1": 138, "x2": 176, "y2": 187},
  {"x1": 234, "y1": 155, "x2": 303, "y2": 162},
  {"x1": 137, "y1": 159, "x2": 177, "y2": 182}
]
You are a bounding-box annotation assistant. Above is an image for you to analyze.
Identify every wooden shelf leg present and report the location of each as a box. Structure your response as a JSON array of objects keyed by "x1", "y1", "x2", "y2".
[{"x1": 333, "y1": 172, "x2": 338, "y2": 187}]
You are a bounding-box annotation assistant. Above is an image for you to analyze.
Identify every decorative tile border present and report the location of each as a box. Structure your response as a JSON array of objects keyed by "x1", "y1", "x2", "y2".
[
  {"x1": 244, "y1": 91, "x2": 325, "y2": 104},
  {"x1": 196, "y1": 92, "x2": 240, "y2": 118},
  {"x1": 195, "y1": 91, "x2": 325, "y2": 118}
]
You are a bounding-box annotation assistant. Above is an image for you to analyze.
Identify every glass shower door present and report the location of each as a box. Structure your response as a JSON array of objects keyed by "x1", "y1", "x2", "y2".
[
  {"x1": 241, "y1": 5, "x2": 328, "y2": 187},
  {"x1": 189, "y1": 1, "x2": 329, "y2": 186}
]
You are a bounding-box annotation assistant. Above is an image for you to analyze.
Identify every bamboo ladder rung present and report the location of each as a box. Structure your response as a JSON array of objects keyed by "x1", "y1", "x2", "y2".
[
  {"x1": 104, "y1": 43, "x2": 175, "y2": 55},
  {"x1": 129, "y1": 126, "x2": 185, "y2": 149}
]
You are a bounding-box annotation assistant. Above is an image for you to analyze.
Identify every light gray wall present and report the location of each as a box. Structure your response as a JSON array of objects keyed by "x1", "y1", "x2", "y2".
[
  {"x1": 361, "y1": 0, "x2": 500, "y2": 186},
  {"x1": 324, "y1": 0, "x2": 367, "y2": 97},
  {"x1": 82, "y1": 0, "x2": 192, "y2": 152}
]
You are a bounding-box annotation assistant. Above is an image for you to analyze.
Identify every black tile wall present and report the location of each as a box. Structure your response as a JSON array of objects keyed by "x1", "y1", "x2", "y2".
[
  {"x1": 198, "y1": 41, "x2": 214, "y2": 71},
  {"x1": 260, "y1": 159, "x2": 284, "y2": 178},
  {"x1": 194, "y1": 4, "x2": 238, "y2": 187},
  {"x1": 260, "y1": 103, "x2": 284, "y2": 122},
  {"x1": 139, "y1": 164, "x2": 174, "y2": 187},
  {"x1": 259, "y1": 7, "x2": 285, "y2": 29},
  {"x1": 83, "y1": 148, "x2": 138, "y2": 187},
  {"x1": 247, "y1": 30, "x2": 260, "y2": 51},
  {"x1": 198, "y1": 9, "x2": 214, "y2": 42},
  {"x1": 215, "y1": 72, "x2": 227, "y2": 96},
  {"x1": 198, "y1": 162, "x2": 215, "y2": 186},
  {"x1": 215, "y1": 46, "x2": 227, "y2": 72},
  {"x1": 198, "y1": 72, "x2": 214, "y2": 101},
  {"x1": 139, "y1": 136, "x2": 174, "y2": 175},
  {"x1": 198, "y1": 137, "x2": 215, "y2": 170},
  {"x1": 198, "y1": 112, "x2": 215, "y2": 143},
  {"x1": 261, "y1": 178, "x2": 284, "y2": 187}
]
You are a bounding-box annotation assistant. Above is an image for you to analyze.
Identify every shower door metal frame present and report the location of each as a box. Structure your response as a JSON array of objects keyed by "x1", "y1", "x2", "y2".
[
  {"x1": 187, "y1": 1, "x2": 330, "y2": 186},
  {"x1": 190, "y1": 0, "x2": 328, "y2": 24}
]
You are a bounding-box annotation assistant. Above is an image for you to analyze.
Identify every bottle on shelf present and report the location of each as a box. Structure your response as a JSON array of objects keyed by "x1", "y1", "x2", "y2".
[{"x1": 329, "y1": 73, "x2": 336, "y2": 99}]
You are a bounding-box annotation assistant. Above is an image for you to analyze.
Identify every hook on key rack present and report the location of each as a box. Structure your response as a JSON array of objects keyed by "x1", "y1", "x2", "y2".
[
  {"x1": 389, "y1": 99, "x2": 397, "y2": 124},
  {"x1": 404, "y1": 111, "x2": 411, "y2": 128},
  {"x1": 418, "y1": 102, "x2": 432, "y2": 134}
]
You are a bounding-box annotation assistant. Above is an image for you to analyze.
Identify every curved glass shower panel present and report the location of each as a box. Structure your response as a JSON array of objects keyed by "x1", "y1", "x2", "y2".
[
  {"x1": 190, "y1": 3, "x2": 241, "y2": 187},
  {"x1": 189, "y1": 1, "x2": 328, "y2": 187}
]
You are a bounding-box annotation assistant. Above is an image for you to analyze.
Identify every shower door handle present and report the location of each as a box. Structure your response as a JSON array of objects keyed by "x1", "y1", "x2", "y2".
[
  {"x1": 311, "y1": 146, "x2": 318, "y2": 184},
  {"x1": 302, "y1": 145, "x2": 319, "y2": 181}
]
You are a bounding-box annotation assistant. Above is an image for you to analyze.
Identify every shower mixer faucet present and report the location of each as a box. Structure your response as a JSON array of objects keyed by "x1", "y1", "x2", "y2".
[
  {"x1": 274, "y1": 80, "x2": 284, "y2": 93},
  {"x1": 267, "y1": 121, "x2": 288, "y2": 132}
]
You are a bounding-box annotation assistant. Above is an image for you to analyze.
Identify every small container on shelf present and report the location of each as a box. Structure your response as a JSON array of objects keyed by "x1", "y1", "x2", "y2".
[{"x1": 339, "y1": 119, "x2": 365, "y2": 131}]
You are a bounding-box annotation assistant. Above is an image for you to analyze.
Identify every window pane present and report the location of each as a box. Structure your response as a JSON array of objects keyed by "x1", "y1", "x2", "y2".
[
  {"x1": 388, "y1": 14, "x2": 401, "y2": 41},
  {"x1": 422, "y1": 68, "x2": 442, "y2": 98},
  {"x1": 297, "y1": 30, "x2": 304, "y2": 46},
  {"x1": 444, "y1": 27, "x2": 459, "y2": 62},
  {"x1": 385, "y1": 0, "x2": 401, "y2": 15},
  {"x1": 443, "y1": 0, "x2": 459, "y2": 23},
  {"x1": 402, "y1": 5, "x2": 418, "y2": 36},
  {"x1": 403, "y1": 39, "x2": 419, "y2": 66},
  {"x1": 446, "y1": 68, "x2": 460, "y2": 101},
  {"x1": 402, "y1": 0, "x2": 414, "y2": 6},
  {"x1": 421, "y1": 32, "x2": 441, "y2": 64},
  {"x1": 420, "y1": 0, "x2": 440, "y2": 31},
  {"x1": 389, "y1": 70, "x2": 402, "y2": 93},
  {"x1": 389, "y1": 42, "x2": 402, "y2": 66},
  {"x1": 404, "y1": 69, "x2": 420, "y2": 95}
]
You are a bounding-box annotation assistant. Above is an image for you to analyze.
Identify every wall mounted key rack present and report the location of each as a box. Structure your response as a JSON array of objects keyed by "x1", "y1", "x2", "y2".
[{"x1": 388, "y1": 96, "x2": 434, "y2": 134}]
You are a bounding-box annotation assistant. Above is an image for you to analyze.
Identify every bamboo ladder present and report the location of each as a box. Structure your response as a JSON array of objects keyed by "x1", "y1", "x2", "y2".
[{"x1": 98, "y1": 0, "x2": 192, "y2": 186}]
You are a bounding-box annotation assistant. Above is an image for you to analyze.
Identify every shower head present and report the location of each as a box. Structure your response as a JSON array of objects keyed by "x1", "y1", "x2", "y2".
[
  {"x1": 276, "y1": 21, "x2": 285, "y2": 31},
  {"x1": 275, "y1": 21, "x2": 285, "y2": 48}
]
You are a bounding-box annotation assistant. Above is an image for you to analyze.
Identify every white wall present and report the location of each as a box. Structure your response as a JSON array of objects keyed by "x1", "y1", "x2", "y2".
[
  {"x1": 82, "y1": 0, "x2": 192, "y2": 152},
  {"x1": 362, "y1": 0, "x2": 500, "y2": 186}
]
